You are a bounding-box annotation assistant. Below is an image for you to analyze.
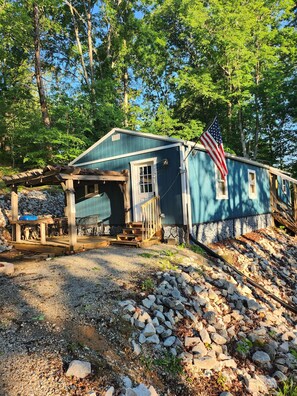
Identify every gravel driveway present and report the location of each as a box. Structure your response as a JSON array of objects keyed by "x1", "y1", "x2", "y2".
[{"x1": 0, "y1": 245, "x2": 168, "y2": 396}]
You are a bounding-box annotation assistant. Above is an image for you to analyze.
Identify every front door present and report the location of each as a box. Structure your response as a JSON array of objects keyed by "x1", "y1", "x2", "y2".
[{"x1": 131, "y1": 158, "x2": 158, "y2": 221}]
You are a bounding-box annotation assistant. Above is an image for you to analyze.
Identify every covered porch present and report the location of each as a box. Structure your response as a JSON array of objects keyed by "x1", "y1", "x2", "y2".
[{"x1": 2, "y1": 165, "x2": 130, "y2": 252}]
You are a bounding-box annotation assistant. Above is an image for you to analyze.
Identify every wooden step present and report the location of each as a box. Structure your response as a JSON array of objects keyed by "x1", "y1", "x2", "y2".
[
  {"x1": 117, "y1": 234, "x2": 142, "y2": 242},
  {"x1": 111, "y1": 240, "x2": 140, "y2": 247},
  {"x1": 127, "y1": 222, "x2": 143, "y2": 228},
  {"x1": 122, "y1": 228, "x2": 143, "y2": 235}
]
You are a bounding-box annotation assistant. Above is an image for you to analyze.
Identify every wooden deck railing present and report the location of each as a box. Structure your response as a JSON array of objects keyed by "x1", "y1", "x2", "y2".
[{"x1": 141, "y1": 196, "x2": 161, "y2": 241}]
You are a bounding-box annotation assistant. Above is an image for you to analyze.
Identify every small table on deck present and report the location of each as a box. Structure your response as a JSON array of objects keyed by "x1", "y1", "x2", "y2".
[{"x1": 10, "y1": 218, "x2": 54, "y2": 244}]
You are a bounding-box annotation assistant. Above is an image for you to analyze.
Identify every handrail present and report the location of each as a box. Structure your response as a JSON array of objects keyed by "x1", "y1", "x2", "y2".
[{"x1": 141, "y1": 196, "x2": 161, "y2": 241}]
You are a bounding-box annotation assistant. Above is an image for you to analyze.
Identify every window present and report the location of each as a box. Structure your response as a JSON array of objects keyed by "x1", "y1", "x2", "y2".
[
  {"x1": 248, "y1": 170, "x2": 257, "y2": 199},
  {"x1": 216, "y1": 168, "x2": 228, "y2": 199},
  {"x1": 282, "y1": 179, "x2": 287, "y2": 195},
  {"x1": 139, "y1": 165, "x2": 153, "y2": 193},
  {"x1": 85, "y1": 184, "x2": 99, "y2": 198}
]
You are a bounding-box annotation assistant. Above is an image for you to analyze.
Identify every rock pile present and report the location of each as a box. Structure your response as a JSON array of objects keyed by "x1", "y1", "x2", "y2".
[
  {"x1": 119, "y1": 236, "x2": 297, "y2": 395},
  {"x1": 0, "y1": 189, "x2": 64, "y2": 251}
]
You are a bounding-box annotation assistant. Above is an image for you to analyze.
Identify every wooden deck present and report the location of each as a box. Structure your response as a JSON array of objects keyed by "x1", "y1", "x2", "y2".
[{"x1": 12, "y1": 235, "x2": 116, "y2": 255}]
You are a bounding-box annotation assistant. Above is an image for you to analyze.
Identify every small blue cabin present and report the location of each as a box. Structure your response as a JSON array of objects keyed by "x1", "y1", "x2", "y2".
[{"x1": 70, "y1": 128, "x2": 296, "y2": 243}]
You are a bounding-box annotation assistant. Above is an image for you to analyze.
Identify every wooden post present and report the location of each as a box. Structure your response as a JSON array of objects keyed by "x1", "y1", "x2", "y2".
[
  {"x1": 65, "y1": 179, "x2": 77, "y2": 251},
  {"x1": 120, "y1": 181, "x2": 131, "y2": 225},
  {"x1": 293, "y1": 183, "x2": 297, "y2": 223},
  {"x1": 40, "y1": 222, "x2": 46, "y2": 244},
  {"x1": 11, "y1": 186, "x2": 21, "y2": 242}
]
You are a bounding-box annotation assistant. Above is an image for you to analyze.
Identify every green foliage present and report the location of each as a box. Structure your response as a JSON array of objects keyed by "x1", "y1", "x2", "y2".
[
  {"x1": 154, "y1": 352, "x2": 184, "y2": 375},
  {"x1": 290, "y1": 349, "x2": 297, "y2": 361},
  {"x1": 190, "y1": 244, "x2": 205, "y2": 256},
  {"x1": 141, "y1": 278, "x2": 156, "y2": 292},
  {"x1": 0, "y1": 0, "x2": 296, "y2": 169},
  {"x1": 236, "y1": 338, "x2": 253, "y2": 355},
  {"x1": 138, "y1": 252, "x2": 158, "y2": 259},
  {"x1": 276, "y1": 379, "x2": 297, "y2": 396},
  {"x1": 141, "y1": 352, "x2": 184, "y2": 376},
  {"x1": 159, "y1": 258, "x2": 178, "y2": 271},
  {"x1": 217, "y1": 372, "x2": 229, "y2": 391},
  {"x1": 159, "y1": 249, "x2": 175, "y2": 257}
]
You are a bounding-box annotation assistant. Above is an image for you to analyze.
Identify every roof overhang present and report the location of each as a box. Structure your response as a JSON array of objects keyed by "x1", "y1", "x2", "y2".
[{"x1": 2, "y1": 165, "x2": 129, "y2": 188}]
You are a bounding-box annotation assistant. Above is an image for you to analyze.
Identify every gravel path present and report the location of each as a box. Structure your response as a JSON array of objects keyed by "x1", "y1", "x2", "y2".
[{"x1": 0, "y1": 245, "x2": 166, "y2": 396}]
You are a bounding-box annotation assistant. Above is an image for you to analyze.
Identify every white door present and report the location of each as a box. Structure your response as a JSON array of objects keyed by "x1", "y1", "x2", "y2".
[{"x1": 131, "y1": 158, "x2": 158, "y2": 221}]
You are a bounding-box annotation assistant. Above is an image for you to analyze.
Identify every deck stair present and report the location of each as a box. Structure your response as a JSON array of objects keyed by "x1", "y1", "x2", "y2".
[
  {"x1": 112, "y1": 196, "x2": 162, "y2": 247},
  {"x1": 113, "y1": 223, "x2": 145, "y2": 246}
]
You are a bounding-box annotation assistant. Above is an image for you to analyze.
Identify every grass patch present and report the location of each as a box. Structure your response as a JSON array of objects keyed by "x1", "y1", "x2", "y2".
[
  {"x1": 141, "y1": 278, "x2": 155, "y2": 292},
  {"x1": 189, "y1": 244, "x2": 205, "y2": 256},
  {"x1": 154, "y1": 352, "x2": 184, "y2": 375},
  {"x1": 138, "y1": 252, "x2": 158, "y2": 259},
  {"x1": 159, "y1": 258, "x2": 178, "y2": 271},
  {"x1": 217, "y1": 372, "x2": 229, "y2": 391},
  {"x1": 141, "y1": 352, "x2": 183, "y2": 376},
  {"x1": 290, "y1": 348, "x2": 297, "y2": 360},
  {"x1": 159, "y1": 249, "x2": 176, "y2": 257},
  {"x1": 235, "y1": 338, "x2": 253, "y2": 355},
  {"x1": 31, "y1": 314, "x2": 45, "y2": 321},
  {"x1": 276, "y1": 379, "x2": 297, "y2": 396}
]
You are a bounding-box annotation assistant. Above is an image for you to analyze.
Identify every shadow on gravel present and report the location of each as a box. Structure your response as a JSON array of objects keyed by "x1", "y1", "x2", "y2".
[{"x1": 0, "y1": 246, "x2": 186, "y2": 395}]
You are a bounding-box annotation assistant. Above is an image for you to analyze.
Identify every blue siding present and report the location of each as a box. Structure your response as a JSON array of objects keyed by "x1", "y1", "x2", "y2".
[
  {"x1": 77, "y1": 146, "x2": 183, "y2": 225},
  {"x1": 189, "y1": 151, "x2": 271, "y2": 224},
  {"x1": 75, "y1": 132, "x2": 173, "y2": 165},
  {"x1": 75, "y1": 183, "x2": 125, "y2": 225}
]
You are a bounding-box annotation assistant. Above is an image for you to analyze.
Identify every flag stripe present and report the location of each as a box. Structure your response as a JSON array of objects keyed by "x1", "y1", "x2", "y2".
[
  {"x1": 200, "y1": 133, "x2": 226, "y2": 173},
  {"x1": 200, "y1": 117, "x2": 228, "y2": 180}
]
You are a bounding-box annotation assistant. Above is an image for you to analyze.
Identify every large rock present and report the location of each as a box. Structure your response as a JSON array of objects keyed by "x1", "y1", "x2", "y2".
[
  {"x1": 66, "y1": 360, "x2": 91, "y2": 378},
  {"x1": 193, "y1": 356, "x2": 219, "y2": 370},
  {"x1": 211, "y1": 333, "x2": 227, "y2": 345},
  {"x1": 143, "y1": 323, "x2": 156, "y2": 337},
  {"x1": 199, "y1": 328, "x2": 211, "y2": 344},
  {"x1": 0, "y1": 262, "x2": 14, "y2": 276},
  {"x1": 252, "y1": 351, "x2": 271, "y2": 366}
]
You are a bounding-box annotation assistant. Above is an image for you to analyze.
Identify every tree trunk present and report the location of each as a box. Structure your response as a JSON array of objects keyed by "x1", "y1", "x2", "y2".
[
  {"x1": 238, "y1": 107, "x2": 247, "y2": 158},
  {"x1": 123, "y1": 68, "x2": 129, "y2": 127},
  {"x1": 33, "y1": 3, "x2": 51, "y2": 128},
  {"x1": 253, "y1": 61, "x2": 260, "y2": 159},
  {"x1": 68, "y1": 1, "x2": 90, "y2": 88}
]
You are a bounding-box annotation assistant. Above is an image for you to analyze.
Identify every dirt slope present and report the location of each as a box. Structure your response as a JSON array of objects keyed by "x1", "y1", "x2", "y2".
[{"x1": 0, "y1": 227, "x2": 296, "y2": 396}]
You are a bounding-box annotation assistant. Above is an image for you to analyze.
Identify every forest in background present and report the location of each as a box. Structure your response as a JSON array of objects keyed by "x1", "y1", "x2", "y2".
[{"x1": 0, "y1": 0, "x2": 296, "y2": 175}]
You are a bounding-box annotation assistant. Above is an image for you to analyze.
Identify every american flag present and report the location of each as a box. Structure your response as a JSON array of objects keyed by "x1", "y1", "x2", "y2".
[{"x1": 200, "y1": 117, "x2": 228, "y2": 180}]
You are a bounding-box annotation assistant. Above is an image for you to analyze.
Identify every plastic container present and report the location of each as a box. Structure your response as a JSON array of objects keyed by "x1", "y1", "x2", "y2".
[{"x1": 19, "y1": 215, "x2": 38, "y2": 221}]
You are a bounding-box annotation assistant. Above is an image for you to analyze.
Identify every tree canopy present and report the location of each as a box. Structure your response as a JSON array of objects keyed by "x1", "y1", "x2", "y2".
[{"x1": 0, "y1": 0, "x2": 296, "y2": 174}]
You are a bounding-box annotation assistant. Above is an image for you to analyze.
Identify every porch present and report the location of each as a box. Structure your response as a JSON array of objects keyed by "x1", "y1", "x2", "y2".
[{"x1": 2, "y1": 165, "x2": 162, "y2": 253}]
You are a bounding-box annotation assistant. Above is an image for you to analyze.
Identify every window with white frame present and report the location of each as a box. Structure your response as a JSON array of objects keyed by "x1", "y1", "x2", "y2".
[
  {"x1": 216, "y1": 167, "x2": 228, "y2": 199},
  {"x1": 248, "y1": 170, "x2": 257, "y2": 199},
  {"x1": 282, "y1": 178, "x2": 287, "y2": 195}
]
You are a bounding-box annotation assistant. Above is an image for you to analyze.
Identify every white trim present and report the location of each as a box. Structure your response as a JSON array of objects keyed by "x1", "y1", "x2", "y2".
[
  {"x1": 69, "y1": 128, "x2": 118, "y2": 165},
  {"x1": 184, "y1": 145, "x2": 193, "y2": 233},
  {"x1": 71, "y1": 143, "x2": 181, "y2": 167},
  {"x1": 69, "y1": 128, "x2": 183, "y2": 166},
  {"x1": 189, "y1": 143, "x2": 295, "y2": 180},
  {"x1": 179, "y1": 146, "x2": 188, "y2": 226},
  {"x1": 248, "y1": 169, "x2": 257, "y2": 199},
  {"x1": 69, "y1": 127, "x2": 296, "y2": 185},
  {"x1": 113, "y1": 128, "x2": 183, "y2": 143},
  {"x1": 215, "y1": 165, "x2": 228, "y2": 200},
  {"x1": 130, "y1": 157, "x2": 158, "y2": 222}
]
